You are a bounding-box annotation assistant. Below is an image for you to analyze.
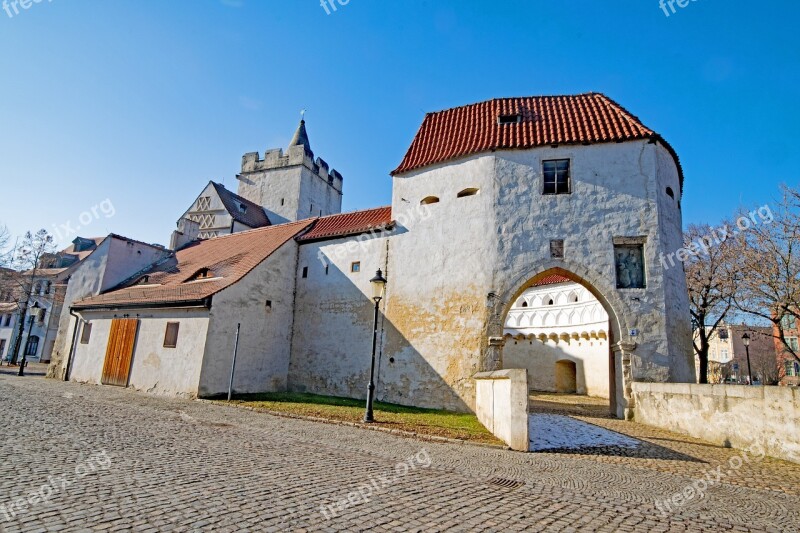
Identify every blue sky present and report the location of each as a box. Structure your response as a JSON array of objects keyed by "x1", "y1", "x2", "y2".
[{"x1": 0, "y1": 0, "x2": 798, "y2": 247}]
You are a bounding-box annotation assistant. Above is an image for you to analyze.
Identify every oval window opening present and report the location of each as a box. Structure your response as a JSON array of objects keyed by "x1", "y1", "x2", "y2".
[
  {"x1": 457, "y1": 188, "x2": 480, "y2": 198},
  {"x1": 666, "y1": 187, "x2": 675, "y2": 199},
  {"x1": 420, "y1": 196, "x2": 440, "y2": 205}
]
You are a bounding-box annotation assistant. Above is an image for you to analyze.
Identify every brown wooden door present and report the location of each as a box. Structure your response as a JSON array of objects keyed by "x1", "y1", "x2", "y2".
[{"x1": 101, "y1": 319, "x2": 139, "y2": 387}]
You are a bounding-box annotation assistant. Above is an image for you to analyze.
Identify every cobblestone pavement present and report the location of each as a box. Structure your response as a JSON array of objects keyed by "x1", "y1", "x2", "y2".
[{"x1": 1, "y1": 377, "x2": 798, "y2": 533}]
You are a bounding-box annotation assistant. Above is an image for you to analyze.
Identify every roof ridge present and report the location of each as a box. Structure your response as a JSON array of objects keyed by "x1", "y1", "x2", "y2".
[
  {"x1": 316, "y1": 205, "x2": 392, "y2": 220},
  {"x1": 211, "y1": 181, "x2": 265, "y2": 210},
  {"x1": 198, "y1": 217, "x2": 311, "y2": 242},
  {"x1": 422, "y1": 92, "x2": 607, "y2": 117}
]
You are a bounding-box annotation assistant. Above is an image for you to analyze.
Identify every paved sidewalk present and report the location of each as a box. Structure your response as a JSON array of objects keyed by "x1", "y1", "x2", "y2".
[{"x1": 0, "y1": 375, "x2": 798, "y2": 532}]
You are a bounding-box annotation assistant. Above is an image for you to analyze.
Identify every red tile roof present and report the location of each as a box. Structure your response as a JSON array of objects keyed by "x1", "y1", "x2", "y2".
[
  {"x1": 533, "y1": 274, "x2": 573, "y2": 287},
  {"x1": 298, "y1": 206, "x2": 393, "y2": 243},
  {"x1": 392, "y1": 93, "x2": 683, "y2": 189},
  {"x1": 74, "y1": 219, "x2": 314, "y2": 310}
]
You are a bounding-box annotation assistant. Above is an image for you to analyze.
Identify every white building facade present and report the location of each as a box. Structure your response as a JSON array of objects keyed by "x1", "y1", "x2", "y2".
[{"x1": 50, "y1": 94, "x2": 694, "y2": 420}]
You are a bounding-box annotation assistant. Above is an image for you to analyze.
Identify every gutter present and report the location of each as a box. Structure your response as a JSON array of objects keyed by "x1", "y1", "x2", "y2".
[
  {"x1": 63, "y1": 307, "x2": 81, "y2": 382},
  {"x1": 71, "y1": 296, "x2": 213, "y2": 313}
]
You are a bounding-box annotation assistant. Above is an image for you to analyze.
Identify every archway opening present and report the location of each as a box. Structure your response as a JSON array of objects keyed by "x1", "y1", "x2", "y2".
[{"x1": 498, "y1": 267, "x2": 623, "y2": 417}]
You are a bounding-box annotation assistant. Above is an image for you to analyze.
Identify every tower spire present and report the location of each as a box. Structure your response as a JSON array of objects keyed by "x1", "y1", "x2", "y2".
[{"x1": 289, "y1": 114, "x2": 311, "y2": 154}]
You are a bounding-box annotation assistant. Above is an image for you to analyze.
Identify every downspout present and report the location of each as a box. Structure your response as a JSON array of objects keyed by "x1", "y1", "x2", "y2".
[{"x1": 63, "y1": 307, "x2": 81, "y2": 382}]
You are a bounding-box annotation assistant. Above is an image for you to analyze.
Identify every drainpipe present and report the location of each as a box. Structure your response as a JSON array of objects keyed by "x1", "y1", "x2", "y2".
[{"x1": 63, "y1": 308, "x2": 81, "y2": 382}]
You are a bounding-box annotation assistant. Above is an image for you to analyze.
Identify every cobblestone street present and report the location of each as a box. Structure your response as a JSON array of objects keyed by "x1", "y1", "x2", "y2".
[{"x1": 1, "y1": 374, "x2": 799, "y2": 532}]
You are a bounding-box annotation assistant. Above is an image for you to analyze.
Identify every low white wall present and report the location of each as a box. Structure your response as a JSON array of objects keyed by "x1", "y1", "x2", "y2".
[
  {"x1": 633, "y1": 382, "x2": 800, "y2": 463},
  {"x1": 474, "y1": 369, "x2": 529, "y2": 451}
]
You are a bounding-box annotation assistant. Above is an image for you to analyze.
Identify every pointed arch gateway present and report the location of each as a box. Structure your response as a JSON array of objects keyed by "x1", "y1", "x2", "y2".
[{"x1": 487, "y1": 263, "x2": 636, "y2": 419}]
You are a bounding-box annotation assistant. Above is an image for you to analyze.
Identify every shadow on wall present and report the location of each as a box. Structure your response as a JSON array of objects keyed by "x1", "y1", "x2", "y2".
[
  {"x1": 286, "y1": 255, "x2": 471, "y2": 413},
  {"x1": 502, "y1": 334, "x2": 611, "y2": 398}
]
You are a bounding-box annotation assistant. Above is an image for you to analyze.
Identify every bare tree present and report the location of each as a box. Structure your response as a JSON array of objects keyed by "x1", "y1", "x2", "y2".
[
  {"x1": 685, "y1": 222, "x2": 738, "y2": 383},
  {"x1": 732, "y1": 187, "x2": 800, "y2": 365},
  {"x1": 2, "y1": 230, "x2": 59, "y2": 365}
]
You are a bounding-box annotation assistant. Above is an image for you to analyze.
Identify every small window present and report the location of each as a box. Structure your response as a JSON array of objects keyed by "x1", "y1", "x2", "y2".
[
  {"x1": 788, "y1": 337, "x2": 799, "y2": 352},
  {"x1": 420, "y1": 196, "x2": 440, "y2": 205},
  {"x1": 265, "y1": 300, "x2": 272, "y2": 309},
  {"x1": 547, "y1": 299, "x2": 554, "y2": 306},
  {"x1": 80, "y1": 322, "x2": 92, "y2": 344},
  {"x1": 163, "y1": 322, "x2": 180, "y2": 348},
  {"x1": 24, "y1": 335, "x2": 39, "y2": 356},
  {"x1": 666, "y1": 187, "x2": 674, "y2": 199},
  {"x1": 543, "y1": 159, "x2": 570, "y2": 195},
  {"x1": 302, "y1": 266, "x2": 308, "y2": 279},
  {"x1": 238, "y1": 203, "x2": 248, "y2": 213},
  {"x1": 351, "y1": 262, "x2": 361, "y2": 273},
  {"x1": 550, "y1": 239, "x2": 564, "y2": 259},
  {"x1": 521, "y1": 301, "x2": 528, "y2": 308},
  {"x1": 186, "y1": 268, "x2": 212, "y2": 282},
  {"x1": 325, "y1": 264, "x2": 329, "y2": 275},
  {"x1": 456, "y1": 188, "x2": 479, "y2": 198},
  {"x1": 281, "y1": 198, "x2": 285, "y2": 206},
  {"x1": 497, "y1": 113, "x2": 521, "y2": 125}
]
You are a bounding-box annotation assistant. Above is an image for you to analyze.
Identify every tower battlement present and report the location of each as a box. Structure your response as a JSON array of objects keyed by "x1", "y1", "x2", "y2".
[
  {"x1": 240, "y1": 146, "x2": 343, "y2": 194},
  {"x1": 236, "y1": 119, "x2": 344, "y2": 223}
]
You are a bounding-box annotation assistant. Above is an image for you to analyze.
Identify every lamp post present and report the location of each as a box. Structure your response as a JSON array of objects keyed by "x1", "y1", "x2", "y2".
[
  {"x1": 19, "y1": 302, "x2": 41, "y2": 377},
  {"x1": 364, "y1": 269, "x2": 387, "y2": 423},
  {"x1": 742, "y1": 332, "x2": 753, "y2": 386}
]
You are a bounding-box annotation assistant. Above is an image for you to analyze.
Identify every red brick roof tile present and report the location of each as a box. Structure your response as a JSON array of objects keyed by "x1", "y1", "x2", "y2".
[
  {"x1": 392, "y1": 93, "x2": 683, "y2": 189},
  {"x1": 74, "y1": 219, "x2": 314, "y2": 309},
  {"x1": 533, "y1": 274, "x2": 573, "y2": 287},
  {"x1": 298, "y1": 206, "x2": 393, "y2": 243}
]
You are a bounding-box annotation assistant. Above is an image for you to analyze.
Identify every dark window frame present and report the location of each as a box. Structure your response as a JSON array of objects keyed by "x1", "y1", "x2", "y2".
[
  {"x1": 80, "y1": 322, "x2": 92, "y2": 344},
  {"x1": 543, "y1": 159, "x2": 571, "y2": 195},
  {"x1": 163, "y1": 322, "x2": 180, "y2": 349}
]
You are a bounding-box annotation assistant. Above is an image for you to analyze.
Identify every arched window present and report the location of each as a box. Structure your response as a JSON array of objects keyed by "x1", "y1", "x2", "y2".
[
  {"x1": 24, "y1": 335, "x2": 39, "y2": 356},
  {"x1": 666, "y1": 187, "x2": 675, "y2": 199},
  {"x1": 521, "y1": 301, "x2": 528, "y2": 308},
  {"x1": 457, "y1": 188, "x2": 480, "y2": 198},
  {"x1": 420, "y1": 196, "x2": 440, "y2": 205},
  {"x1": 569, "y1": 292, "x2": 579, "y2": 303},
  {"x1": 547, "y1": 298, "x2": 554, "y2": 306}
]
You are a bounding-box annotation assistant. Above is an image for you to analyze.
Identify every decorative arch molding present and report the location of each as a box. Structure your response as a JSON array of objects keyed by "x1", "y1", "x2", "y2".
[{"x1": 492, "y1": 260, "x2": 632, "y2": 345}]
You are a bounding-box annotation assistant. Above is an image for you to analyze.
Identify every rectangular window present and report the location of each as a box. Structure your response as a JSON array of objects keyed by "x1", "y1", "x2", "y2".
[
  {"x1": 782, "y1": 315, "x2": 797, "y2": 330},
  {"x1": 543, "y1": 159, "x2": 570, "y2": 195},
  {"x1": 325, "y1": 264, "x2": 329, "y2": 275},
  {"x1": 550, "y1": 239, "x2": 564, "y2": 259},
  {"x1": 786, "y1": 361, "x2": 796, "y2": 377},
  {"x1": 351, "y1": 261, "x2": 361, "y2": 273},
  {"x1": 302, "y1": 266, "x2": 308, "y2": 279},
  {"x1": 788, "y1": 337, "x2": 799, "y2": 352},
  {"x1": 163, "y1": 322, "x2": 180, "y2": 348},
  {"x1": 80, "y1": 322, "x2": 92, "y2": 344},
  {"x1": 0, "y1": 339, "x2": 5, "y2": 357}
]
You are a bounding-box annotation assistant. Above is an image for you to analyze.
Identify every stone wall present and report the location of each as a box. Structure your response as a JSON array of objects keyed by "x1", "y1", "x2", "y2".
[
  {"x1": 633, "y1": 382, "x2": 800, "y2": 463},
  {"x1": 474, "y1": 369, "x2": 529, "y2": 451}
]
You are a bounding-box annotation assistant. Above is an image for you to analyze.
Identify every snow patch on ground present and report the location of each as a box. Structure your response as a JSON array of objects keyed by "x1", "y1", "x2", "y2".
[{"x1": 529, "y1": 414, "x2": 641, "y2": 451}]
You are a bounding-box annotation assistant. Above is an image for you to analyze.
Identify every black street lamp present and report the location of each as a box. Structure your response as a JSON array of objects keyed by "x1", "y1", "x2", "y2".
[
  {"x1": 364, "y1": 269, "x2": 387, "y2": 423},
  {"x1": 19, "y1": 302, "x2": 41, "y2": 377},
  {"x1": 742, "y1": 332, "x2": 753, "y2": 386}
]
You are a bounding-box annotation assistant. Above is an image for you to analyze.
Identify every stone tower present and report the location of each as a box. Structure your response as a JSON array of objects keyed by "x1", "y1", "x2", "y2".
[{"x1": 236, "y1": 120, "x2": 344, "y2": 224}]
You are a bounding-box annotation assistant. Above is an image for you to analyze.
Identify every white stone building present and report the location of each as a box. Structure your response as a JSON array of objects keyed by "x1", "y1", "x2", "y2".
[{"x1": 50, "y1": 93, "x2": 694, "y2": 419}]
